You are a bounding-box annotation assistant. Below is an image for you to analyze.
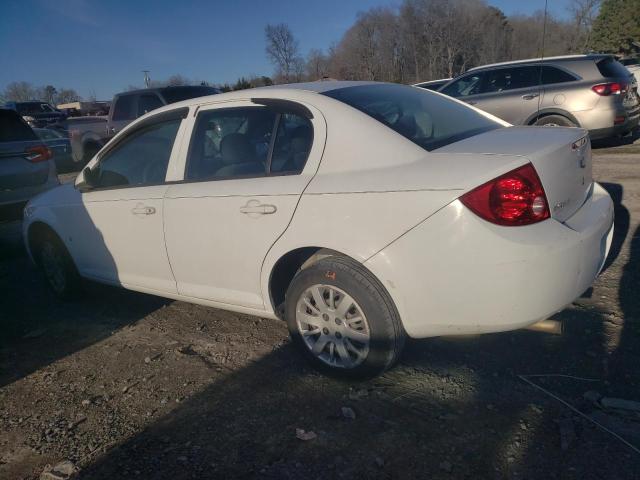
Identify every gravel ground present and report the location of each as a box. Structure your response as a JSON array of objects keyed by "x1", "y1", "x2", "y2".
[{"x1": 1, "y1": 147, "x2": 639, "y2": 479}]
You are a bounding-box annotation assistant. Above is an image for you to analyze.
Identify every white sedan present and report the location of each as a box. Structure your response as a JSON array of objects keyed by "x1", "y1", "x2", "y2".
[{"x1": 23, "y1": 81, "x2": 614, "y2": 377}]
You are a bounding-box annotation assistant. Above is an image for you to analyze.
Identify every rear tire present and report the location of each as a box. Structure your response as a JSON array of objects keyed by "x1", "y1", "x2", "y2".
[
  {"x1": 35, "y1": 230, "x2": 82, "y2": 300},
  {"x1": 534, "y1": 115, "x2": 576, "y2": 128},
  {"x1": 284, "y1": 255, "x2": 405, "y2": 378}
]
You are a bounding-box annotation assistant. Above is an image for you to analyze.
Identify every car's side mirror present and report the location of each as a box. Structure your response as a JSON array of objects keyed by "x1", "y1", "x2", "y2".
[{"x1": 76, "y1": 167, "x2": 99, "y2": 192}]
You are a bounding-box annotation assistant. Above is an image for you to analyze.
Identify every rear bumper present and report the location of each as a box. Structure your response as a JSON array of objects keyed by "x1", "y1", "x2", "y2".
[
  {"x1": 575, "y1": 104, "x2": 640, "y2": 140},
  {"x1": 365, "y1": 183, "x2": 614, "y2": 338},
  {"x1": 589, "y1": 115, "x2": 639, "y2": 140}
]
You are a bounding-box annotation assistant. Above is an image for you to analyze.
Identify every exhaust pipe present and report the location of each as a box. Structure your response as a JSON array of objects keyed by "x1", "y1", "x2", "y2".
[{"x1": 525, "y1": 319, "x2": 563, "y2": 335}]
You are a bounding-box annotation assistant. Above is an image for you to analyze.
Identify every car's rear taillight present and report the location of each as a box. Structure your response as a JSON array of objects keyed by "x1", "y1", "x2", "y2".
[
  {"x1": 25, "y1": 145, "x2": 53, "y2": 163},
  {"x1": 591, "y1": 82, "x2": 627, "y2": 96},
  {"x1": 460, "y1": 163, "x2": 550, "y2": 226}
]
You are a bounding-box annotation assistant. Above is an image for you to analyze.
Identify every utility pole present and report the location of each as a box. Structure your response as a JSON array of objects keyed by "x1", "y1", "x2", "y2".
[{"x1": 142, "y1": 70, "x2": 151, "y2": 88}]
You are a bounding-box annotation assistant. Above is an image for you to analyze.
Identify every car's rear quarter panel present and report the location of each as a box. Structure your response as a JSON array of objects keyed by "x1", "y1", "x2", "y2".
[{"x1": 365, "y1": 183, "x2": 613, "y2": 338}]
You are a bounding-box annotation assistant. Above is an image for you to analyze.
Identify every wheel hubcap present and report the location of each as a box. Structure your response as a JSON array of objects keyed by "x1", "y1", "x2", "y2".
[
  {"x1": 295, "y1": 284, "x2": 370, "y2": 369},
  {"x1": 40, "y1": 241, "x2": 66, "y2": 293}
]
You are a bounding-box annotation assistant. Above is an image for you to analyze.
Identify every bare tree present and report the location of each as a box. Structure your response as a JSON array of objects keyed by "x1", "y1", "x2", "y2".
[
  {"x1": 568, "y1": 0, "x2": 601, "y2": 51},
  {"x1": 166, "y1": 74, "x2": 189, "y2": 86},
  {"x1": 265, "y1": 23, "x2": 300, "y2": 82},
  {"x1": 3, "y1": 81, "x2": 37, "y2": 101},
  {"x1": 305, "y1": 49, "x2": 330, "y2": 80}
]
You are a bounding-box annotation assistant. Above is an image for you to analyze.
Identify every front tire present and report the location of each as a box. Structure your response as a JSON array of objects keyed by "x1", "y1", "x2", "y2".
[
  {"x1": 35, "y1": 230, "x2": 82, "y2": 300},
  {"x1": 284, "y1": 255, "x2": 405, "y2": 378}
]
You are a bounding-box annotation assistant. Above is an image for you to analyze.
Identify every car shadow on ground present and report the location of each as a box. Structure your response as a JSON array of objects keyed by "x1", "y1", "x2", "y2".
[
  {"x1": 75, "y1": 302, "x2": 640, "y2": 479},
  {"x1": 591, "y1": 129, "x2": 640, "y2": 150},
  {"x1": 0, "y1": 218, "x2": 170, "y2": 389},
  {"x1": 77, "y1": 184, "x2": 640, "y2": 479},
  {"x1": 0, "y1": 253, "x2": 170, "y2": 388}
]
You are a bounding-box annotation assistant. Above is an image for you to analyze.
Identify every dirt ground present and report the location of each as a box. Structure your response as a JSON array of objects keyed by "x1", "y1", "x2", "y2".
[{"x1": 1, "y1": 144, "x2": 639, "y2": 480}]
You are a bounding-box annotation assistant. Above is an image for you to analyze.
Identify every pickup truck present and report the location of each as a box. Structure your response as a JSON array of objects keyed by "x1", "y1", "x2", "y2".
[
  {"x1": 66, "y1": 85, "x2": 220, "y2": 166},
  {"x1": 4, "y1": 101, "x2": 67, "y2": 129}
]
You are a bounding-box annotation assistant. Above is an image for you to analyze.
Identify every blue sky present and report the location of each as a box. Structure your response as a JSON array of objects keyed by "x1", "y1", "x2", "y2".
[{"x1": 0, "y1": 0, "x2": 571, "y2": 100}]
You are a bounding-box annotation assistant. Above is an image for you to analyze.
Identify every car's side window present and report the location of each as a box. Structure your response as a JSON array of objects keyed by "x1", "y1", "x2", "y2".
[
  {"x1": 91, "y1": 119, "x2": 180, "y2": 189},
  {"x1": 541, "y1": 66, "x2": 576, "y2": 85},
  {"x1": 481, "y1": 66, "x2": 540, "y2": 93},
  {"x1": 137, "y1": 94, "x2": 164, "y2": 116},
  {"x1": 187, "y1": 107, "x2": 276, "y2": 180},
  {"x1": 269, "y1": 113, "x2": 313, "y2": 174},
  {"x1": 112, "y1": 95, "x2": 136, "y2": 121},
  {"x1": 441, "y1": 73, "x2": 484, "y2": 98}
]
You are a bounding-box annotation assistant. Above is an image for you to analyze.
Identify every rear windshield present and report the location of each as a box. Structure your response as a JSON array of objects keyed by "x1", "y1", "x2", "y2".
[
  {"x1": 597, "y1": 57, "x2": 632, "y2": 79},
  {"x1": 0, "y1": 109, "x2": 38, "y2": 142},
  {"x1": 15, "y1": 102, "x2": 56, "y2": 115},
  {"x1": 323, "y1": 84, "x2": 501, "y2": 151},
  {"x1": 161, "y1": 86, "x2": 221, "y2": 104}
]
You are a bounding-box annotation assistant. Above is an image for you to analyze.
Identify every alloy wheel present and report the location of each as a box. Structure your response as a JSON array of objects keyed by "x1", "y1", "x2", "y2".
[{"x1": 295, "y1": 284, "x2": 370, "y2": 369}]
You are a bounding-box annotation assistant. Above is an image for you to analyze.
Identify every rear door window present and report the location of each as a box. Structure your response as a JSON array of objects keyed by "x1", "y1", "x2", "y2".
[
  {"x1": 112, "y1": 95, "x2": 136, "y2": 121},
  {"x1": 187, "y1": 107, "x2": 276, "y2": 180},
  {"x1": 0, "y1": 109, "x2": 38, "y2": 142},
  {"x1": 541, "y1": 66, "x2": 577, "y2": 84},
  {"x1": 481, "y1": 66, "x2": 540, "y2": 93},
  {"x1": 270, "y1": 113, "x2": 313, "y2": 174}
]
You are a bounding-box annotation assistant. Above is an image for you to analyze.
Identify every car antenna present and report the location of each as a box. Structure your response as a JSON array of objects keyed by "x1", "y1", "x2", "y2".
[{"x1": 537, "y1": 0, "x2": 549, "y2": 120}]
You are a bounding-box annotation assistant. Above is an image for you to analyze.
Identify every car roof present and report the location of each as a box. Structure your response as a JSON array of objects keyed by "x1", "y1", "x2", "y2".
[
  {"x1": 129, "y1": 81, "x2": 383, "y2": 112},
  {"x1": 115, "y1": 85, "x2": 221, "y2": 97},
  {"x1": 467, "y1": 54, "x2": 613, "y2": 72},
  {"x1": 257, "y1": 80, "x2": 378, "y2": 93}
]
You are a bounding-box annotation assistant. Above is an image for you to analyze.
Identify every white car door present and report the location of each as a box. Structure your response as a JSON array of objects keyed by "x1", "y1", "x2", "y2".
[
  {"x1": 163, "y1": 99, "x2": 325, "y2": 309},
  {"x1": 65, "y1": 109, "x2": 189, "y2": 292}
]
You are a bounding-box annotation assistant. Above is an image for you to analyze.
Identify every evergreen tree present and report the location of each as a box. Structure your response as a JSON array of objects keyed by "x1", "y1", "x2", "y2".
[{"x1": 590, "y1": 0, "x2": 640, "y2": 53}]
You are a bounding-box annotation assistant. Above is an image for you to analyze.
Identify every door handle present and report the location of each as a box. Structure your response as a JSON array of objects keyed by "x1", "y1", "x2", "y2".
[
  {"x1": 522, "y1": 93, "x2": 540, "y2": 100},
  {"x1": 240, "y1": 200, "x2": 277, "y2": 215},
  {"x1": 131, "y1": 205, "x2": 156, "y2": 216}
]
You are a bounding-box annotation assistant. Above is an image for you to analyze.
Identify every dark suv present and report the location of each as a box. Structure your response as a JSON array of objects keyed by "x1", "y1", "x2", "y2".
[{"x1": 439, "y1": 54, "x2": 640, "y2": 140}]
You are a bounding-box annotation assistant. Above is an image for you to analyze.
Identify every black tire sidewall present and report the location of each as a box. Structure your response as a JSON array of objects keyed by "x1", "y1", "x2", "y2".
[
  {"x1": 284, "y1": 257, "x2": 403, "y2": 378},
  {"x1": 37, "y1": 231, "x2": 81, "y2": 300},
  {"x1": 535, "y1": 115, "x2": 576, "y2": 127}
]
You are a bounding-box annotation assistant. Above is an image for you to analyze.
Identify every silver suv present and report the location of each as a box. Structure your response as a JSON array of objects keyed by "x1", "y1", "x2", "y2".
[{"x1": 439, "y1": 54, "x2": 640, "y2": 140}]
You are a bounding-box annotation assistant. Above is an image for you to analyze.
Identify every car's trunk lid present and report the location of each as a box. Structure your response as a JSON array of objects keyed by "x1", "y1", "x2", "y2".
[{"x1": 436, "y1": 126, "x2": 592, "y2": 222}]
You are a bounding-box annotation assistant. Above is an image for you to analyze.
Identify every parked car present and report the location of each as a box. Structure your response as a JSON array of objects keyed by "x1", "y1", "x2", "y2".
[
  {"x1": 33, "y1": 128, "x2": 74, "y2": 172},
  {"x1": 414, "y1": 78, "x2": 452, "y2": 91},
  {"x1": 439, "y1": 54, "x2": 640, "y2": 140},
  {"x1": 23, "y1": 82, "x2": 613, "y2": 377},
  {"x1": 0, "y1": 109, "x2": 58, "y2": 222},
  {"x1": 66, "y1": 85, "x2": 221, "y2": 167},
  {"x1": 4, "y1": 101, "x2": 67, "y2": 129}
]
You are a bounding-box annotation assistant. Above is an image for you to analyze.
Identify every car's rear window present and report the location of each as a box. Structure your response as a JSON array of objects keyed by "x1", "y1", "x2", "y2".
[
  {"x1": 597, "y1": 57, "x2": 632, "y2": 79},
  {"x1": 15, "y1": 102, "x2": 56, "y2": 115},
  {"x1": 322, "y1": 84, "x2": 501, "y2": 151},
  {"x1": 0, "y1": 109, "x2": 38, "y2": 142},
  {"x1": 161, "y1": 86, "x2": 221, "y2": 104}
]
